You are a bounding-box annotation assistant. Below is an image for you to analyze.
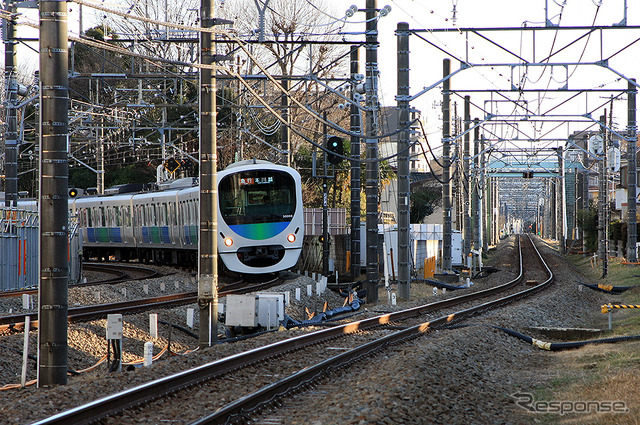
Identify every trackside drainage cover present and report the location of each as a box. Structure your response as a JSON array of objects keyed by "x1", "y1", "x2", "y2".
[{"x1": 528, "y1": 327, "x2": 604, "y2": 341}]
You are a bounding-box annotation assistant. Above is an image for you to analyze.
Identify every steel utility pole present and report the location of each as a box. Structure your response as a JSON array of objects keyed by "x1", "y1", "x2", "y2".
[
  {"x1": 442, "y1": 58, "x2": 452, "y2": 271},
  {"x1": 627, "y1": 79, "x2": 637, "y2": 263},
  {"x1": 397, "y1": 22, "x2": 410, "y2": 300},
  {"x1": 198, "y1": 0, "x2": 218, "y2": 348},
  {"x1": 38, "y1": 0, "x2": 69, "y2": 386},
  {"x1": 349, "y1": 45, "x2": 361, "y2": 280},
  {"x1": 365, "y1": 0, "x2": 380, "y2": 303},
  {"x1": 4, "y1": 0, "x2": 18, "y2": 207}
]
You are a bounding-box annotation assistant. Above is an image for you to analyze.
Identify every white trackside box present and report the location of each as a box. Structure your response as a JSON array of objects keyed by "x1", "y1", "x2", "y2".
[
  {"x1": 257, "y1": 297, "x2": 278, "y2": 329},
  {"x1": 257, "y1": 293, "x2": 286, "y2": 326},
  {"x1": 225, "y1": 294, "x2": 259, "y2": 327},
  {"x1": 106, "y1": 314, "x2": 123, "y2": 339}
]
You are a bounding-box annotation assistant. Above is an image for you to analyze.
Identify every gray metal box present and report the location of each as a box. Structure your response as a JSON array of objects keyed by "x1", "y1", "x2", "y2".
[
  {"x1": 225, "y1": 294, "x2": 258, "y2": 327},
  {"x1": 257, "y1": 293, "x2": 286, "y2": 325},
  {"x1": 106, "y1": 314, "x2": 123, "y2": 339},
  {"x1": 257, "y1": 296, "x2": 279, "y2": 329}
]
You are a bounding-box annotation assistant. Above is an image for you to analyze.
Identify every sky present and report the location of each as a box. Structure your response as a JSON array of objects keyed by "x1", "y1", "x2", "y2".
[
  {"x1": 9, "y1": 0, "x2": 640, "y2": 153},
  {"x1": 347, "y1": 0, "x2": 640, "y2": 149}
]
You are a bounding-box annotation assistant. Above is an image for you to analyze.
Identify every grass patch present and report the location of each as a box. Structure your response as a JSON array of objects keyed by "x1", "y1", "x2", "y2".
[
  {"x1": 566, "y1": 255, "x2": 640, "y2": 288},
  {"x1": 538, "y1": 256, "x2": 640, "y2": 424}
]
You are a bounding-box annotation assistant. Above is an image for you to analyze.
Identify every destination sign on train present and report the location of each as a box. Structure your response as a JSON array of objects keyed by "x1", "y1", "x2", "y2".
[{"x1": 240, "y1": 177, "x2": 274, "y2": 185}]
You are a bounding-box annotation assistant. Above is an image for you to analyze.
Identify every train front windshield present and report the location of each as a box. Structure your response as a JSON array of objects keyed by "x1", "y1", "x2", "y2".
[{"x1": 219, "y1": 170, "x2": 296, "y2": 225}]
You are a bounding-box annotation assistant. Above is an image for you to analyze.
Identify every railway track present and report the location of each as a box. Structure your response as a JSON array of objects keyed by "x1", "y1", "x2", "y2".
[
  {"x1": 0, "y1": 292, "x2": 198, "y2": 332},
  {"x1": 31, "y1": 234, "x2": 553, "y2": 425},
  {"x1": 0, "y1": 263, "x2": 161, "y2": 299},
  {"x1": 0, "y1": 272, "x2": 284, "y2": 332},
  {"x1": 81, "y1": 263, "x2": 163, "y2": 285}
]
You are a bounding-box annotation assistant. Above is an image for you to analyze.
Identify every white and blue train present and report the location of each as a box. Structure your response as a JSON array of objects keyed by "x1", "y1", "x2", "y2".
[{"x1": 69, "y1": 160, "x2": 304, "y2": 274}]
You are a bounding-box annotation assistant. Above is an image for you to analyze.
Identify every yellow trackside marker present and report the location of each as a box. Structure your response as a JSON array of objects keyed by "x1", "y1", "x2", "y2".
[
  {"x1": 322, "y1": 301, "x2": 328, "y2": 312},
  {"x1": 447, "y1": 314, "x2": 455, "y2": 322},
  {"x1": 379, "y1": 314, "x2": 391, "y2": 324},
  {"x1": 418, "y1": 322, "x2": 430, "y2": 332},
  {"x1": 602, "y1": 304, "x2": 640, "y2": 312},
  {"x1": 598, "y1": 284, "x2": 613, "y2": 291},
  {"x1": 532, "y1": 338, "x2": 552, "y2": 350}
]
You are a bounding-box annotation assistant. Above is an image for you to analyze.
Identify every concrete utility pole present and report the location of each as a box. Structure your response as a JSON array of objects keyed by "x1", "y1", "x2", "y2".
[
  {"x1": 322, "y1": 114, "x2": 329, "y2": 277},
  {"x1": 442, "y1": 59, "x2": 452, "y2": 271},
  {"x1": 396, "y1": 22, "x2": 410, "y2": 300},
  {"x1": 582, "y1": 147, "x2": 589, "y2": 256},
  {"x1": 280, "y1": 78, "x2": 290, "y2": 166},
  {"x1": 4, "y1": 0, "x2": 18, "y2": 207},
  {"x1": 38, "y1": 0, "x2": 69, "y2": 386},
  {"x1": 349, "y1": 45, "x2": 361, "y2": 280},
  {"x1": 481, "y1": 135, "x2": 488, "y2": 252},
  {"x1": 365, "y1": 0, "x2": 380, "y2": 303},
  {"x1": 558, "y1": 146, "x2": 566, "y2": 253},
  {"x1": 550, "y1": 179, "x2": 556, "y2": 240},
  {"x1": 198, "y1": 0, "x2": 218, "y2": 348},
  {"x1": 598, "y1": 114, "x2": 608, "y2": 277},
  {"x1": 473, "y1": 119, "x2": 482, "y2": 257},
  {"x1": 463, "y1": 96, "x2": 471, "y2": 263},
  {"x1": 627, "y1": 79, "x2": 637, "y2": 262}
]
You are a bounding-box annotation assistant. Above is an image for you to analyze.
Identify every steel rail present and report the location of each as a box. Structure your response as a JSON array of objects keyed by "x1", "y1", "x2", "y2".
[
  {"x1": 0, "y1": 263, "x2": 160, "y2": 298},
  {"x1": 193, "y1": 235, "x2": 553, "y2": 424},
  {"x1": 0, "y1": 292, "x2": 199, "y2": 332},
  {"x1": 81, "y1": 263, "x2": 162, "y2": 285},
  {"x1": 1, "y1": 274, "x2": 282, "y2": 331},
  {"x1": 29, "y1": 236, "x2": 535, "y2": 425}
]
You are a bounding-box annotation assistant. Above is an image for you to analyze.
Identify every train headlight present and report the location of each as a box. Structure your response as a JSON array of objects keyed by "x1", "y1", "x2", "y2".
[
  {"x1": 224, "y1": 237, "x2": 234, "y2": 247},
  {"x1": 287, "y1": 233, "x2": 296, "y2": 243}
]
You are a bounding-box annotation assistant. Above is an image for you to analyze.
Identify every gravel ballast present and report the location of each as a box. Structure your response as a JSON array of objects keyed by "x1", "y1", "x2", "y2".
[{"x1": 0, "y1": 237, "x2": 626, "y2": 424}]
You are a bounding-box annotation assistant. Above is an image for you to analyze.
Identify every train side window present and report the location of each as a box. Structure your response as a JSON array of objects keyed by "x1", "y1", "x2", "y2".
[
  {"x1": 169, "y1": 203, "x2": 176, "y2": 226},
  {"x1": 99, "y1": 207, "x2": 106, "y2": 227},
  {"x1": 125, "y1": 205, "x2": 131, "y2": 227},
  {"x1": 151, "y1": 204, "x2": 157, "y2": 226},
  {"x1": 115, "y1": 206, "x2": 122, "y2": 226},
  {"x1": 161, "y1": 203, "x2": 168, "y2": 226},
  {"x1": 87, "y1": 208, "x2": 93, "y2": 227}
]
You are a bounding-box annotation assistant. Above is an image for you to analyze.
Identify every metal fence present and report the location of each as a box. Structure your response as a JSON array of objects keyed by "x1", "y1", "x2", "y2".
[
  {"x1": 303, "y1": 208, "x2": 348, "y2": 235},
  {"x1": 0, "y1": 208, "x2": 82, "y2": 291}
]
